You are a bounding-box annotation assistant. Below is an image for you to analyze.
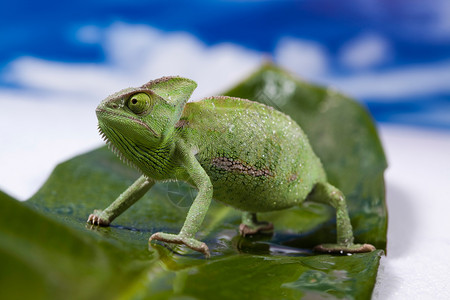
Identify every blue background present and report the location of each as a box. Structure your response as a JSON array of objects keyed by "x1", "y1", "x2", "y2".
[{"x1": 1, "y1": 0, "x2": 449, "y2": 130}]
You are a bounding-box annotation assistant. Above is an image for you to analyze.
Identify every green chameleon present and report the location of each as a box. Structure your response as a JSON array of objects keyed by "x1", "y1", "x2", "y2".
[{"x1": 87, "y1": 76, "x2": 375, "y2": 257}]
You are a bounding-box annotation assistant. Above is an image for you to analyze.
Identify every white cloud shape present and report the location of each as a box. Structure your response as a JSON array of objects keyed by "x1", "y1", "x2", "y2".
[
  {"x1": 274, "y1": 37, "x2": 329, "y2": 79},
  {"x1": 339, "y1": 32, "x2": 391, "y2": 70},
  {"x1": 327, "y1": 60, "x2": 450, "y2": 100},
  {"x1": 5, "y1": 23, "x2": 263, "y2": 101}
]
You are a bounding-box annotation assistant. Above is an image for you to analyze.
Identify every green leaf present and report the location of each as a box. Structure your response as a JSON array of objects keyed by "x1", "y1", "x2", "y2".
[{"x1": 0, "y1": 64, "x2": 386, "y2": 299}]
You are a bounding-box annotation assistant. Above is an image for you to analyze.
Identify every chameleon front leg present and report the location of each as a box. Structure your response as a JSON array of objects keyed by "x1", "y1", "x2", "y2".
[
  {"x1": 87, "y1": 175, "x2": 154, "y2": 226},
  {"x1": 307, "y1": 182, "x2": 375, "y2": 254},
  {"x1": 239, "y1": 212, "x2": 274, "y2": 236},
  {"x1": 149, "y1": 144, "x2": 212, "y2": 257}
]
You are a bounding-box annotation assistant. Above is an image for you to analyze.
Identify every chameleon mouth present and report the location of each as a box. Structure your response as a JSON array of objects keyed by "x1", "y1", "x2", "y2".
[{"x1": 96, "y1": 108, "x2": 159, "y2": 137}]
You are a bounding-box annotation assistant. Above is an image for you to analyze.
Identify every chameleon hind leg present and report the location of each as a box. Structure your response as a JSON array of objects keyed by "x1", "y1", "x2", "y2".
[
  {"x1": 307, "y1": 182, "x2": 375, "y2": 254},
  {"x1": 239, "y1": 212, "x2": 274, "y2": 237}
]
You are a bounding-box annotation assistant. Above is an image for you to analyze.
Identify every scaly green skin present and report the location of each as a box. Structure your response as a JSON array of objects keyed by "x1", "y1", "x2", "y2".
[{"x1": 87, "y1": 76, "x2": 375, "y2": 257}]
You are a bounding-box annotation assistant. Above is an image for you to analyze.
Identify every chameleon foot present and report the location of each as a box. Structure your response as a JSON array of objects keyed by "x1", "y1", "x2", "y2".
[
  {"x1": 149, "y1": 232, "x2": 210, "y2": 258},
  {"x1": 239, "y1": 221, "x2": 274, "y2": 237},
  {"x1": 314, "y1": 243, "x2": 376, "y2": 254},
  {"x1": 87, "y1": 209, "x2": 110, "y2": 226}
]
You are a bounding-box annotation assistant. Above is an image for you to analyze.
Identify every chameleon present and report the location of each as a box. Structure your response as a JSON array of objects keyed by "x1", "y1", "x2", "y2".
[{"x1": 87, "y1": 76, "x2": 375, "y2": 257}]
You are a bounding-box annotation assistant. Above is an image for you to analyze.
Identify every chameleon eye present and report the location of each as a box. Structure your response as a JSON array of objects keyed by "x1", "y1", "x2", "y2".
[{"x1": 127, "y1": 93, "x2": 152, "y2": 115}]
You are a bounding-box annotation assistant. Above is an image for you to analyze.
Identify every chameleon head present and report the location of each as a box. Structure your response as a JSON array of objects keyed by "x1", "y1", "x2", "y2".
[
  {"x1": 95, "y1": 76, "x2": 197, "y2": 166},
  {"x1": 96, "y1": 88, "x2": 163, "y2": 144}
]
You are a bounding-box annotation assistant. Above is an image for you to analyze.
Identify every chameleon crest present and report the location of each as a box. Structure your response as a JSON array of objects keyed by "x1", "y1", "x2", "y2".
[{"x1": 89, "y1": 76, "x2": 375, "y2": 257}]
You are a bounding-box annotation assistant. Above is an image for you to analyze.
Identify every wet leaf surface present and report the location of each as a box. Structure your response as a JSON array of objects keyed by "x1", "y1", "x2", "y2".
[{"x1": 0, "y1": 65, "x2": 386, "y2": 299}]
